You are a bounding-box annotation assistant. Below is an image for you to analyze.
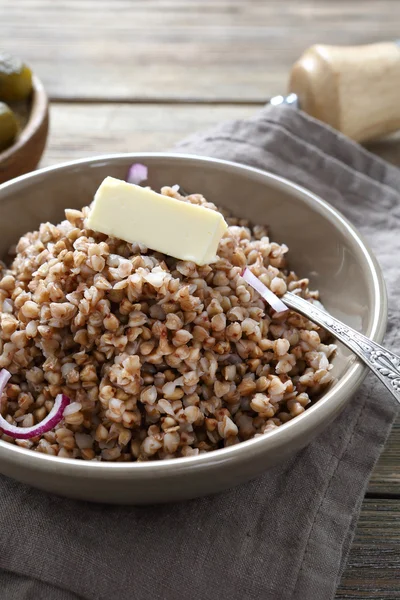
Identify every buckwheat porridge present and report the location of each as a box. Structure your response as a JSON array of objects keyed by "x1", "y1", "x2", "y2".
[{"x1": 0, "y1": 183, "x2": 335, "y2": 461}]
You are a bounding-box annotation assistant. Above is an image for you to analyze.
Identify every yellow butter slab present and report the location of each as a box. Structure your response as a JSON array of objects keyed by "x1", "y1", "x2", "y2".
[{"x1": 87, "y1": 177, "x2": 227, "y2": 265}]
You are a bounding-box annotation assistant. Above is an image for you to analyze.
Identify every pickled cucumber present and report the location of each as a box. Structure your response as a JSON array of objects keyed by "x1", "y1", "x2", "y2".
[
  {"x1": 0, "y1": 102, "x2": 18, "y2": 151},
  {"x1": 0, "y1": 52, "x2": 32, "y2": 102}
]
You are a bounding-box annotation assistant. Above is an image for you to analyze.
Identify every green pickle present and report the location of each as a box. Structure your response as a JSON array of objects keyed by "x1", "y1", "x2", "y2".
[
  {"x1": 0, "y1": 102, "x2": 18, "y2": 151},
  {"x1": 0, "y1": 51, "x2": 32, "y2": 102}
]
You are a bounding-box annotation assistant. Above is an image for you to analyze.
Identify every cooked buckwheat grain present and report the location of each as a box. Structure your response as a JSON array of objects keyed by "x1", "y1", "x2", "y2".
[{"x1": 0, "y1": 186, "x2": 336, "y2": 461}]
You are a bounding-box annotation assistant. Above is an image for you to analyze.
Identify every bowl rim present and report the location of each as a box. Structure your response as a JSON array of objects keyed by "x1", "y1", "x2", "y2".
[
  {"x1": 0, "y1": 75, "x2": 48, "y2": 164},
  {"x1": 0, "y1": 152, "x2": 388, "y2": 475}
]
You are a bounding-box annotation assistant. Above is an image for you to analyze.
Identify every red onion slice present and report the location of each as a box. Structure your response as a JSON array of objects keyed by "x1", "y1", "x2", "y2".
[
  {"x1": 0, "y1": 369, "x2": 11, "y2": 395},
  {"x1": 0, "y1": 369, "x2": 70, "y2": 440},
  {"x1": 242, "y1": 267, "x2": 288, "y2": 314},
  {"x1": 127, "y1": 163, "x2": 148, "y2": 185}
]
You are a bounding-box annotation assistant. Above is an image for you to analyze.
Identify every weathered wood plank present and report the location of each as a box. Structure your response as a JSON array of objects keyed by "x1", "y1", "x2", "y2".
[
  {"x1": 368, "y1": 415, "x2": 400, "y2": 496},
  {"x1": 337, "y1": 499, "x2": 400, "y2": 599},
  {"x1": 40, "y1": 102, "x2": 255, "y2": 165},
  {"x1": 368, "y1": 132, "x2": 400, "y2": 168},
  {"x1": 1, "y1": 0, "x2": 400, "y2": 102},
  {"x1": 42, "y1": 102, "x2": 400, "y2": 169}
]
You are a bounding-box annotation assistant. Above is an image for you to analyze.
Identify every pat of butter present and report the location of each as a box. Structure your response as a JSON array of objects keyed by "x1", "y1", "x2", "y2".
[{"x1": 87, "y1": 177, "x2": 228, "y2": 265}]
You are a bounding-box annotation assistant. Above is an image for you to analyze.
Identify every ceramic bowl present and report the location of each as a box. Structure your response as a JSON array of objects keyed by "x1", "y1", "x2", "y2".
[{"x1": 0, "y1": 153, "x2": 387, "y2": 504}]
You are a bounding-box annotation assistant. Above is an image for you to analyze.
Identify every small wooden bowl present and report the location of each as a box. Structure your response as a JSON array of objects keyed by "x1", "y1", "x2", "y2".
[{"x1": 0, "y1": 75, "x2": 49, "y2": 184}]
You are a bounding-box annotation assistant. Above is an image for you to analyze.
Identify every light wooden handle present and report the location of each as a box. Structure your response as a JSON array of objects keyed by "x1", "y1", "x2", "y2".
[{"x1": 288, "y1": 42, "x2": 400, "y2": 142}]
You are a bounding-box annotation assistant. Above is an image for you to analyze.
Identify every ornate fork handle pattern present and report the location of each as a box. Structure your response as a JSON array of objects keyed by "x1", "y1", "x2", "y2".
[{"x1": 283, "y1": 292, "x2": 400, "y2": 405}]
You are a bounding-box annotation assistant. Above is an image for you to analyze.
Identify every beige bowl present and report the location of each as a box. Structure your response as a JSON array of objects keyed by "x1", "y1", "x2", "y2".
[{"x1": 0, "y1": 153, "x2": 387, "y2": 504}]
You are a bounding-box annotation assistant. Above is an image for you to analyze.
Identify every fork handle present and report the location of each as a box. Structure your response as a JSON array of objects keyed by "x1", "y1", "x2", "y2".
[
  {"x1": 284, "y1": 292, "x2": 400, "y2": 405},
  {"x1": 288, "y1": 42, "x2": 400, "y2": 143}
]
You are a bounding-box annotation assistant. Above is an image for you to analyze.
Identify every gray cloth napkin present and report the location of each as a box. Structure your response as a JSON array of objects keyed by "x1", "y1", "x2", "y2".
[{"x1": 1, "y1": 105, "x2": 399, "y2": 600}]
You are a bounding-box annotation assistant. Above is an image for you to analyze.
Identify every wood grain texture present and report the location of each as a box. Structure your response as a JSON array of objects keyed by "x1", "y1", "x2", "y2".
[
  {"x1": 1, "y1": 0, "x2": 400, "y2": 102},
  {"x1": 367, "y1": 131, "x2": 400, "y2": 167},
  {"x1": 369, "y1": 416, "x2": 400, "y2": 496},
  {"x1": 40, "y1": 102, "x2": 255, "y2": 165},
  {"x1": 42, "y1": 102, "x2": 400, "y2": 168},
  {"x1": 336, "y1": 500, "x2": 400, "y2": 599}
]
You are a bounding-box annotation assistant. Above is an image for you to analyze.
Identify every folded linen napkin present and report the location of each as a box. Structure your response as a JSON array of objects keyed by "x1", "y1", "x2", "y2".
[{"x1": 1, "y1": 104, "x2": 399, "y2": 600}]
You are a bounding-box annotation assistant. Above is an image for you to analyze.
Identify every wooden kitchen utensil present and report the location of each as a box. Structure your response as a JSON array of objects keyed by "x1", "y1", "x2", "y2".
[{"x1": 288, "y1": 41, "x2": 400, "y2": 143}]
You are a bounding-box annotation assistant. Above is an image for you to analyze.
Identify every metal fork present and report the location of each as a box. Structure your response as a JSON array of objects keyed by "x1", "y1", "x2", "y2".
[{"x1": 283, "y1": 292, "x2": 400, "y2": 404}]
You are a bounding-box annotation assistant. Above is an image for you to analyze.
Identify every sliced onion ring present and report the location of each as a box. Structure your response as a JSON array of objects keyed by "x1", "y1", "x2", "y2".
[
  {"x1": 242, "y1": 267, "x2": 288, "y2": 314},
  {"x1": 0, "y1": 369, "x2": 70, "y2": 440},
  {"x1": 127, "y1": 163, "x2": 148, "y2": 185}
]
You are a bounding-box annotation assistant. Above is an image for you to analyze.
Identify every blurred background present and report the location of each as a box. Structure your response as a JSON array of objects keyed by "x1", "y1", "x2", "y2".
[{"x1": 1, "y1": 0, "x2": 400, "y2": 166}]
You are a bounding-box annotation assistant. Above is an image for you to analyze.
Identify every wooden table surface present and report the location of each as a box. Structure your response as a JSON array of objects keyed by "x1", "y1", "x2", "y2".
[{"x1": 2, "y1": 1, "x2": 400, "y2": 597}]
